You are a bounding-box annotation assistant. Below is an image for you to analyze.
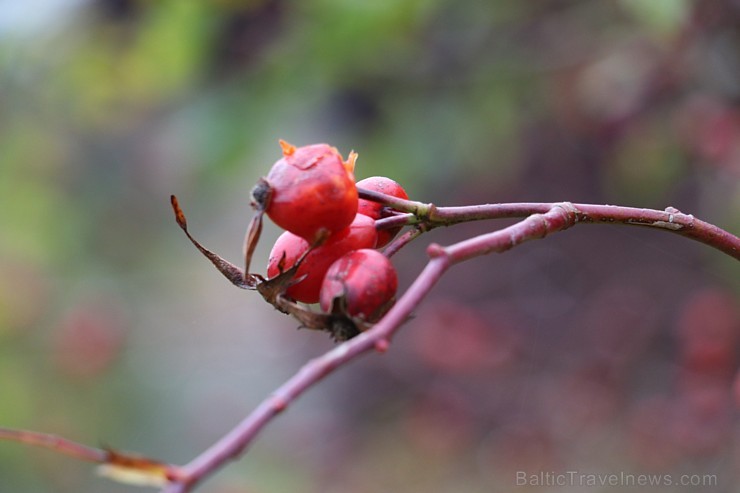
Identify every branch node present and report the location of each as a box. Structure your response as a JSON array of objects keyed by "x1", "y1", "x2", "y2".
[
  {"x1": 417, "y1": 202, "x2": 438, "y2": 221},
  {"x1": 272, "y1": 396, "x2": 288, "y2": 413},
  {"x1": 374, "y1": 338, "x2": 390, "y2": 353},
  {"x1": 426, "y1": 243, "x2": 448, "y2": 258}
]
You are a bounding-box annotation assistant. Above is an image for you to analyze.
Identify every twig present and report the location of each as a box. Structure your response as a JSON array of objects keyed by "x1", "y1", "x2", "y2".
[
  {"x1": 166, "y1": 203, "x2": 577, "y2": 490},
  {"x1": 382, "y1": 225, "x2": 426, "y2": 258},
  {"x1": 361, "y1": 191, "x2": 740, "y2": 260},
  {"x1": 2, "y1": 198, "x2": 737, "y2": 492},
  {"x1": 0, "y1": 428, "x2": 108, "y2": 464},
  {"x1": 0, "y1": 427, "x2": 185, "y2": 487}
]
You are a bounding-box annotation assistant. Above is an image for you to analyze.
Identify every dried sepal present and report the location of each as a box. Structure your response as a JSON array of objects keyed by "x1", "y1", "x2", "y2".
[
  {"x1": 256, "y1": 258, "x2": 306, "y2": 303},
  {"x1": 272, "y1": 294, "x2": 366, "y2": 341},
  {"x1": 279, "y1": 139, "x2": 296, "y2": 156},
  {"x1": 170, "y1": 195, "x2": 261, "y2": 289},
  {"x1": 250, "y1": 177, "x2": 272, "y2": 213},
  {"x1": 172, "y1": 195, "x2": 371, "y2": 340},
  {"x1": 243, "y1": 209, "x2": 264, "y2": 277},
  {"x1": 327, "y1": 291, "x2": 348, "y2": 316}
]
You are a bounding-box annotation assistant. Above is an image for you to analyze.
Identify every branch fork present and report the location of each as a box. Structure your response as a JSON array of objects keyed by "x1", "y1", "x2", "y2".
[{"x1": 1, "y1": 192, "x2": 738, "y2": 492}]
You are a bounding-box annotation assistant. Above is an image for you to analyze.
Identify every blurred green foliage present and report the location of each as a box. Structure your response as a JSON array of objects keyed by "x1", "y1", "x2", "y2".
[{"x1": 0, "y1": 0, "x2": 739, "y2": 492}]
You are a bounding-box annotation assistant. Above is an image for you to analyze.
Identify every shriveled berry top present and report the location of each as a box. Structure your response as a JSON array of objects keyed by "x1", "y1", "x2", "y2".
[
  {"x1": 255, "y1": 140, "x2": 359, "y2": 244},
  {"x1": 278, "y1": 140, "x2": 355, "y2": 175}
]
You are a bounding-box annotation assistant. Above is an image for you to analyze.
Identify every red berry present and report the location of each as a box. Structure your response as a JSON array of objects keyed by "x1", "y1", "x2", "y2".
[
  {"x1": 356, "y1": 176, "x2": 408, "y2": 247},
  {"x1": 319, "y1": 249, "x2": 398, "y2": 322},
  {"x1": 267, "y1": 214, "x2": 377, "y2": 303},
  {"x1": 253, "y1": 140, "x2": 359, "y2": 243}
]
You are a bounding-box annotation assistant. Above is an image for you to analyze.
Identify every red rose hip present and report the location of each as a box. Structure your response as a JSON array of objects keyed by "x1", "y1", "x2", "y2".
[
  {"x1": 267, "y1": 214, "x2": 377, "y2": 303},
  {"x1": 356, "y1": 176, "x2": 409, "y2": 247},
  {"x1": 319, "y1": 249, "x2": 398, "y2": 322},
  {"x1": 253, "y1": 140, "x2": 359, "y2": 244}
]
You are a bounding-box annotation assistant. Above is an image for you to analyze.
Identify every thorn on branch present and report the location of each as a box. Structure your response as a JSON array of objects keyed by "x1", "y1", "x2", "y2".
[
  {"x1": 374, "y1": 338, "x2": 390, "y2": 352},
  {"x1": 426, "y1": 243, "x2": 447, "y2": 258}
]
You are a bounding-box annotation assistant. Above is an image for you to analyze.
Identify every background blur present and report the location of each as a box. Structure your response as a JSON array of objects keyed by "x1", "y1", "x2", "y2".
[{"x1": 1, "y1": 0, "x2": 739, "y2": 492}]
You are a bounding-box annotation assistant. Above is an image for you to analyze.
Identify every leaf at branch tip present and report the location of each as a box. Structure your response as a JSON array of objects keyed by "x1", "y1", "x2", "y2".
[{"x1": 97, "y1": 448, "x2": 177, "y2": 488}]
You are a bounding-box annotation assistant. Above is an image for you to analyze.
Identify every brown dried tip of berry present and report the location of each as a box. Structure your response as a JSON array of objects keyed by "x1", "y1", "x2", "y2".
[{"x1": 250, "y1": 178, "x2": 272, "y2": 213}]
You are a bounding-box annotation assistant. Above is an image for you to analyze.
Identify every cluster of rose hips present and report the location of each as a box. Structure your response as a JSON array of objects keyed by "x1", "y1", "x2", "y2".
[{"x1": 251, "y1": 140, "x2": 408, "y2": 324}]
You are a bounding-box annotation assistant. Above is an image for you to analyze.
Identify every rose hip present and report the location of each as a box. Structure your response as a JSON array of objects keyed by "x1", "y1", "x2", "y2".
[
  {"x1": 356, "y1": 176, "x2": 409, "y2": 247},
  {"x1": 267, "y1": 214, "x2": 377, "y2": 303},
  {"x1": 319, "y1": 249, "x2": 398, "y2": 322},
  {"x1": 253, "y1": 140, "x2": 359, "y2": 244}
]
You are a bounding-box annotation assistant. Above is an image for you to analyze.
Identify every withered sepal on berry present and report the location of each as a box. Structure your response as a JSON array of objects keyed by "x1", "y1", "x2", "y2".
[{"x1": 173, "y1": 193, "x2": 371, "y2": 341}]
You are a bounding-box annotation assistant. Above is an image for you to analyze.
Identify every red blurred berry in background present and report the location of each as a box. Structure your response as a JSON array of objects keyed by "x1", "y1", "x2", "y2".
[
  {"x1": 356, "y1": 176, "x2": 409, "y2": 247},
  {"x1": 253, "y1": 140, "x2": 359, "y2": 244},
  {"x1": 52, "y1": 299, "x2": 127, "y2": 380},
  {"x1": 319, "y1": 248, "x2": 398, "y2": 321},
  {"x1": 267, "y1": 214, "x2": 377, "y2": 303}
]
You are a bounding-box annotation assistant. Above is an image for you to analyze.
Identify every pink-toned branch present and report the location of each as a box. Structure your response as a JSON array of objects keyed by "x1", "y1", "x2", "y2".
[
  {"x1": 164, "y1": 201, "x2": 737, "y2": 490},
  {"x1": 382, "y1": 225, "x2": 425, "y2": 258},
  {"x1": 362, "y1": 190, "x2": 740, "y2": 260},
  {"x1": 165, "y1": 204, "x2": 578, "y2": 491},
  {"x1": 0, "y1": 199, "x2": 737, "y2": 492},
  {"x1": 0, "y1": 428, "x2": 108, "y2": 464}
]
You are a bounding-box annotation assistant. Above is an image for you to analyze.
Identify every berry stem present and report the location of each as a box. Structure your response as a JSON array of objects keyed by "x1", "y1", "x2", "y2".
[
  {"x1": 374, "y1": 213, "x2": 415, "y2": 231},
  {"x1": 357, "y1": 187, "x2": 430, "y2": 216},
  {"x1": 382, "y1": 225, "x2": 425, "y2": 258}
]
